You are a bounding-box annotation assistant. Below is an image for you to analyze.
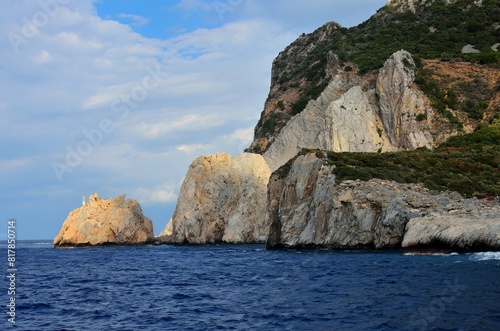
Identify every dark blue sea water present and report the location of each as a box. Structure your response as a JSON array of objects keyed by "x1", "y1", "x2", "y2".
[{"x1": 1, "y1": 241, "x2": 499, "y2": 331}]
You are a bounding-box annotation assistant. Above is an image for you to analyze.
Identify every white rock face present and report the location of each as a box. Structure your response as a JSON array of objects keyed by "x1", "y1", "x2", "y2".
[
  {"x1": 263, "y1": 50, "x2": 434, "y2": 172},
  {"x1": 402, "y1": 216, "x2": 500, "y2": 251},
  {"x1": 462, "y1": 44, "x2": 481, "y2": 54},
  {"x1": 159, "y1": 153, "x2": 271, "y2": 244},
  {"x1": 267, "y1": 153, "x2": 500, "y2": 251},
  {"x1": 377, "y1": 51, "x2": 434, "y2": 148}
]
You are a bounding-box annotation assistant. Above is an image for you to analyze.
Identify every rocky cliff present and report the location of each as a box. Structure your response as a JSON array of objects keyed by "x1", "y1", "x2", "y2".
[
  {"x1": 158, "y1": 153, "x2": 271, "y2": 244},
  {"x1": 54, "y1": 193, "x2": 154, "y2": 247},
  {"x1": 267, "y1": 152, "x2": 500, "y2": 251},
  {"x1": 161, "y1": 0, "x2": 499, "y2": 249},
  {"x1": 247, "y1": 0, "x2": 500, "y2": 157},
  {"x1": 262, "y1": 50, "x2": 437, "y2": 171}
]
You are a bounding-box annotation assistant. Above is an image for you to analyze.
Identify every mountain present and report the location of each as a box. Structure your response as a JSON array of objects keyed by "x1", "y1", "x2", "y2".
[{"x1": 246, "y1": 0, "x2": 500, "y2": 155}]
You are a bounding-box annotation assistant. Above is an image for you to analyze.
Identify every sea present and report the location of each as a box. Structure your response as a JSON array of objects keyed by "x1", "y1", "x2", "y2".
[{"x1": 1, "y1": 241, "x2": 499, "y2": 331}]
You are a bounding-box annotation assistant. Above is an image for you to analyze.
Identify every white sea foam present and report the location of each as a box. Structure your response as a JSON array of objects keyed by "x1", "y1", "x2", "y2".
[
  {"x1": 403, "y1": 252, "x2": 457, "y2": 256},
  {"x1": 470, "y1": 252, "x2": 500, "y2": 261}
]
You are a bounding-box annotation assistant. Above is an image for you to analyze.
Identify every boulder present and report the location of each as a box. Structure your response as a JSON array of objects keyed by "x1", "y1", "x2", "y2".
[
  {"x1": 54, "y1": 193, "x2": 154, "y2": 247},
  {"x1": 158, "y1": 152, "x2": 271, "y2": 244}
]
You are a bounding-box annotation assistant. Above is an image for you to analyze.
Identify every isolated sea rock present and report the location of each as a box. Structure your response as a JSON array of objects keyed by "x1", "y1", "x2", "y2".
[
  {"x1": 267, "y1": 152, "x2": 500, "y2": 251},
  {"x1": 53, "y1": 193, "x2": 154, "y2": 247},
  {"x1": 158, "y1": 152, "x2": 271, "y2": 244},
  {"x1": 402, "y1": 216, "x2": 500, "y2": 252},
  {"x1": 263, "y1": 50, "x2": 434, "y2": 172}
]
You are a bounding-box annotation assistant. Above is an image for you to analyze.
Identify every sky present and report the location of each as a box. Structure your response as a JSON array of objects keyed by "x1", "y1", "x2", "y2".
[{"x1": 1, "y1": 0, "x2": 387, "y2": 240}]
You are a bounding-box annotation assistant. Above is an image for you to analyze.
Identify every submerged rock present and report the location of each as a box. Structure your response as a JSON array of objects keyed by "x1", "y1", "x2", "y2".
[
  {"x1": 158, "y1": 152, "x2": 271, "y2": 244},
  {"x1": 53, "y1": 193, "x2": 154, "y2": 247}
]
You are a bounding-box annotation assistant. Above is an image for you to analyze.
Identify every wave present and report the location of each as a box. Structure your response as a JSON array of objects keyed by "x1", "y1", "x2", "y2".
[
  {"x1": 469, "y1": 252, "x2": 500, "y2": 261},
  {"x1": 403, "y1": 252, "x2": 459, "y2": 256}
]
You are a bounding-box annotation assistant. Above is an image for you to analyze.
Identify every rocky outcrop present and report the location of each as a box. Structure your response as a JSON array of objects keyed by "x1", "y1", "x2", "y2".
[
  {"x1": 267, "y1": 153, "x2": 500, "y2": 251},
  {"x1": 386, "y1": 0, "x2": 460, "y2": 14},
  {"x1": 54, "y1": 193, "x2": 154, "y2": 247},
  {"x1": 403, "y1": 216, "x2": 500, "y2": 252},
  {"x1": 158, "y1": 153, "x2": 271, "y2": 244},
  {"x1": 263, "y1": 51, "x2": 435, "y2": 172}
]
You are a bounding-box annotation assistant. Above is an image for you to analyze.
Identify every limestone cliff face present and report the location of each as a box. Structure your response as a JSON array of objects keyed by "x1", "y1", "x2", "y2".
[
  {"x1": 403, "y1": 217, "x2": 500, "y2": 251},
  {"x1": 158, "y1": 153, "x2": 271, "y2": 244},
  {"x1": 267, "y1": 153, "x2": 500, "y2": 251},
  {"x1": 263, "y1": 51, "x2": 436, "y2": 171},
  {"x1": 53, "y1": 193, "x2": 154, "y2": 247}
]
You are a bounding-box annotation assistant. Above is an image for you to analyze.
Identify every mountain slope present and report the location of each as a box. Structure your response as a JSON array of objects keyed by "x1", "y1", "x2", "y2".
[{"x1": 247, "y1": 0, "x2": 500, "y2": 154}]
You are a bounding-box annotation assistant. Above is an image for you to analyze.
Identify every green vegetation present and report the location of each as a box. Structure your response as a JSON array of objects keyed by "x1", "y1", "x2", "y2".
[
  {"x1": 323, "y1": 124, "x2": 500, "y2": 198},
  {"x1": 346, "y1": 0, "x2": 500, "y2": 73}
]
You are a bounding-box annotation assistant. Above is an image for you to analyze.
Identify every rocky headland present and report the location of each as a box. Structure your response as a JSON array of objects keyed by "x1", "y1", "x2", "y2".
[
  {"x1": 266, "y1": 152, "x2": 500, "y2": 251},
  {"x1": 157, "y1": 0, "x2": 500, "y2": 251},
  {"x1": 54, "y1": 193, "x2": 154, "y2": 247}
]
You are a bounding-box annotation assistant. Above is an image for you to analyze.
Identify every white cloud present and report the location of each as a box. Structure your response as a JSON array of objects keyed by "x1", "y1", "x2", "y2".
[
  {"x1": 117, "y1": 13, "x2": 150, "y2": 27},
  {"x1": 33, "y1": 49, "x2": 53, "y2": 64},
  {"x1": 134, "y1": 182, "x2": 180, "y2": 205},
  {"x1": 135, "y1": 113, "x2": 227, "y2": 138},
  {"x1": 176, "y1": 126, "x2": 255, "y2": 156},
  {"x1": 177, "y1": 143, "x2": 210, "y2": 155}
]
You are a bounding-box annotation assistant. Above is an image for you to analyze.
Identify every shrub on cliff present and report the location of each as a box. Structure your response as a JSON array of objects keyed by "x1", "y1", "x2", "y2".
[{"x1": 328, "y1": 125, "x2": 500, "y2": 198}]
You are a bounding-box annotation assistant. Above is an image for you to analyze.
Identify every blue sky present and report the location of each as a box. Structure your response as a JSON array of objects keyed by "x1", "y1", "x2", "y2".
[{"x1": 1, "y1": 0, "x2": 387, "y2": 240}]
